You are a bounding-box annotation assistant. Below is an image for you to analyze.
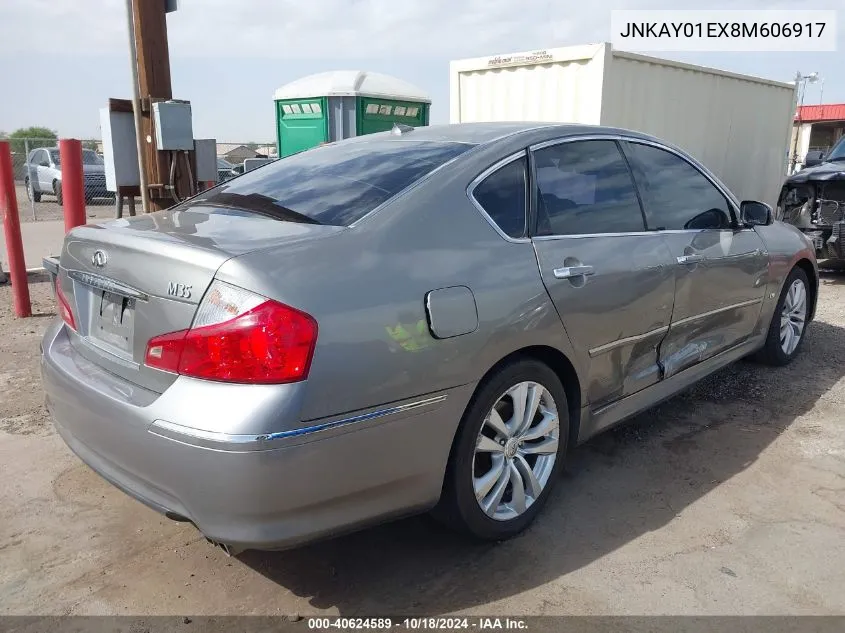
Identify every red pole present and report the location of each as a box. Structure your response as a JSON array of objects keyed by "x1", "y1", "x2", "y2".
[
  {"x1": 59, "y1": 139, "x2": 86, "y2": 233},
  {"x1": 0, "y1": 141, "x2": 32, "y2": 318}
]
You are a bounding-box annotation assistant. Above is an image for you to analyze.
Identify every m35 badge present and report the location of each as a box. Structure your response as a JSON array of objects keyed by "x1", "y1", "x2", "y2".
[{"x1": 167, "y1": 282, "x2": 192, "y2": 299}]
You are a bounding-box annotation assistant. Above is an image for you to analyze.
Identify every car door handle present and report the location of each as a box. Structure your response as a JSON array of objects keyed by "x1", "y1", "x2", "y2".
[
  {"x1": 676, "y1": 254, "x2": 705, "y2": 265},
  {"x1": 553, "y1": 265, "x2": 594, "y2": 279}
]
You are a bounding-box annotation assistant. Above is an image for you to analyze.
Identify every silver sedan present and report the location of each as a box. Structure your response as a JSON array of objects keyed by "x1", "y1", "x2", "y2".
[{"x1": 42, "y1": 123, "x2": 818, "y2": 552}]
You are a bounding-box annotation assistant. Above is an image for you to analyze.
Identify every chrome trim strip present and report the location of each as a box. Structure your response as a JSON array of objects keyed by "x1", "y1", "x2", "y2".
[
  {"x1": 588, "y1": 326, "x2": 669, "y2": 358},
  {"x1": 67, "y1": 270, "x2": 149, "y2": 302},
  {"x1": 529, "y1": 133, "x2": 626, "y2": 152},
  {"x1": 670, "y1": 298, "x2": 763, "y2": 328},
  {"x1": 466, "y1": 151, "x2": 531, "y2": 244},
  {"x1": 703, "y1": 249, "x2": 765, "y2": 262},
  {"x1": 532, "y1": 228, "x2": 750, "y2": 242},
  {"x1": 148, "y1": 394, "x2": 448, "y2": 449}
]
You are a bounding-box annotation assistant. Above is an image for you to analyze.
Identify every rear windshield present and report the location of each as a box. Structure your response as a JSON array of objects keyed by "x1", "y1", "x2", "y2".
[{"x1": 190, "y1": 139, "x2": 472, "y2": 226}]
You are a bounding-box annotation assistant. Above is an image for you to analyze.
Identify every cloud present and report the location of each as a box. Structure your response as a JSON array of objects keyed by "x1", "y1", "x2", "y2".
[
  {"x1": 1, "y1": 0, "x2": 836, "y2": 62},
  {"x1": 0, "y1": 0, "x2": 680, "y2": 60},
  {"x1": 5, "y1": 0, "x2": 836, "y2": 63}
]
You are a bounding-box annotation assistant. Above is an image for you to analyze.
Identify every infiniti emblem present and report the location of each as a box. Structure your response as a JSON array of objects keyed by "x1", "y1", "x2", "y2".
[{"x1": 91, "y1": 250, "x2": 108, "y2": 268}]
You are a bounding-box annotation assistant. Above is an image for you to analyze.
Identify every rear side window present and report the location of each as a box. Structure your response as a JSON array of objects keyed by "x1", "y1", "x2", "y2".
[
  {"x1": 532, "y1": 140, "x2": 645, "y2": 236},
  {"x1": 625, "y1": 142, "x2": 733, "y2": 231},
  {"x1": 471, "y1": 156, "x2": 528, "y2": 239},
  {"x1": 192, "y1": 140, "x2": 471, "y2": 226}
]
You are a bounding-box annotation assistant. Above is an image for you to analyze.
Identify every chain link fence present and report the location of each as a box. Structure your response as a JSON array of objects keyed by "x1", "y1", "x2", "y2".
[
  {"x1": 0, "y1": 137, "x2": 277, "y2": 221},
  {"x1": 0, "y1": 137, "x2": 113, "y2": 223}
]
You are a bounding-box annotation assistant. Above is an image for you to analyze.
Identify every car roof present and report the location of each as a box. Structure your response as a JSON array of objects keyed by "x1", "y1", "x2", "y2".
[{"x1": 362, "y1": 122, "x2": 660, "y2": 147}]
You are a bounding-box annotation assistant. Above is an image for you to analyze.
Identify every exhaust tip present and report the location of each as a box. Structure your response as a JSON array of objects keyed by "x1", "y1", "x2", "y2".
[{"x1": 205, "y1": 537, "x2": 244, "y2": 558}]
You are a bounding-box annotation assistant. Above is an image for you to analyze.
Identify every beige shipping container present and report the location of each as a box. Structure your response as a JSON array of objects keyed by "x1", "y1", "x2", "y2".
[{"x1": 450, "y1": 42, "x2": 797, "y2": 208}]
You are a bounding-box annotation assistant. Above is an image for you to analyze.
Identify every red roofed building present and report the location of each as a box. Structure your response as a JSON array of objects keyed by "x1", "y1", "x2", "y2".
[
  {"x1": 796, "y1": 103, "x2": 845, "y2": 123},
  {"x1": 791, "y1": 103, "x2": 845, "y2": 171}
]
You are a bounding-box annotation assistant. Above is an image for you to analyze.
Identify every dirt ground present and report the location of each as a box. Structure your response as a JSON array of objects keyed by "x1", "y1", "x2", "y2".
[{"x1": 1, "y1": 275, "x2": 844, "y2": 616}]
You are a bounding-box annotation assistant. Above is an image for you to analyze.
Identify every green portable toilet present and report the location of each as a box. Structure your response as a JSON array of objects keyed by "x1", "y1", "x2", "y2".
[{"x1": 273, "y1": 70, "x2": 431, "y2": 157}]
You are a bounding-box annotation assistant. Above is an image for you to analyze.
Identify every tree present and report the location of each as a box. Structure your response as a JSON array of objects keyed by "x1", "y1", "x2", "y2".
[
  {"x1": 246, "y1": 142, "x2": 260, "y2": 151},
  {"x1": 8, "y1": 126, "x2": 58, "y2": 156}
]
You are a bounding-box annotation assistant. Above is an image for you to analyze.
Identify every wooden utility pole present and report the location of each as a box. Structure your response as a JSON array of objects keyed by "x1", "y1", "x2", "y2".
[{"x1": 130, "y1": 0, "x2": 194, "y2": 211}]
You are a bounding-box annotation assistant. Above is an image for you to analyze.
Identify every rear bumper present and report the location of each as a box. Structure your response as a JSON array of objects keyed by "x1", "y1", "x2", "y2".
[{"x1": 41, "y1": 320, "x2": 470, "y2": 550}]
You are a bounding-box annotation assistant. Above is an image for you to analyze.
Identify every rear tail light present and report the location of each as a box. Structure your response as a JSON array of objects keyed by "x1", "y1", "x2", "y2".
[
  {"x1": 145, "y1": 280, "x2": 318, "y2": 384},
  {"x1": 56, "y1": 281, "x2": 77, "y2": 331}
]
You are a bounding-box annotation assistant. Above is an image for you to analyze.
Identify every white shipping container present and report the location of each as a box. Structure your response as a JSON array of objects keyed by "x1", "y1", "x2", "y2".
[{"x1": 450, "y1": 43, "x2": 797, "y2": 207}]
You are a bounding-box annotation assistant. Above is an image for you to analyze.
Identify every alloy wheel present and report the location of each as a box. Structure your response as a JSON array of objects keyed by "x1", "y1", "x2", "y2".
[
  {"x1": 780, "y1": 278, "x2": 807, "y2": 355},
  {"x1": 472, "y1": 381, "x2": 559, "y2": 521}
]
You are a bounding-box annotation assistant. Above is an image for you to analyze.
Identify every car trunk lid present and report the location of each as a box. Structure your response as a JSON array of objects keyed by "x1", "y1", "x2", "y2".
[{"x1": 57, "y1": 206, "x2": 343, "y2": 393}]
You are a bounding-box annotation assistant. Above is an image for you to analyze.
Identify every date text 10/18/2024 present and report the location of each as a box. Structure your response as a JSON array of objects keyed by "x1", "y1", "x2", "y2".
[{"x1": 307, "y1": 617, "x2": 529, "y2": 630}]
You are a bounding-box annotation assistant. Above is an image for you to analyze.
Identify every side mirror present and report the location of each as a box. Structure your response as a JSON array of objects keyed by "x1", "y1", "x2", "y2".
[
  {"x1": 803, "y1": 150, "x2": 825, "y2": 167},
  {"x1": 740, "y1": 201, "x2": 773, "y2": 227}
]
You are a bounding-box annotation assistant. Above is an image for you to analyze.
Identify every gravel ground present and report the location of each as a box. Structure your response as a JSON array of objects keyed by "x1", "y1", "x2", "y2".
[
  {"x1": 1, "y1": 274, "x2": 844, "y2": 616},
  {"x1": 14, "y1": 184, "x2": 119, "y2": 224}
]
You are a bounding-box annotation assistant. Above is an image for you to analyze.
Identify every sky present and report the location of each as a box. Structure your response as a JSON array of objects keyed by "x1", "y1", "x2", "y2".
[{"x1": 0, "y1": 0, "x2": 842, "y2": 143}]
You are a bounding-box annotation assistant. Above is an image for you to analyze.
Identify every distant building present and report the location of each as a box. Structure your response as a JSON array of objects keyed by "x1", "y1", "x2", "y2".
[
  {"x1": 220, "y1": 145, "x2": 264, "y2": 165},
  {"x1": 791, "y1": 103, "x2": 845, "y2": 168}
]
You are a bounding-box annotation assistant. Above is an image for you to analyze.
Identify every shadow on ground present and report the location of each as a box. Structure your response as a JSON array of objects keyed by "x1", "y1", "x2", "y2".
[
  {"x1": 239, "y1": 318, "x2": 845, "y2": 615},
  {"x1": 820, "y1": 268, "x2": 845, "y2": 285}
]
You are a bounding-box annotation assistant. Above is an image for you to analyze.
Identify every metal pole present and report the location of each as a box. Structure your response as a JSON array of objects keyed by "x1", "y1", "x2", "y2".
[
  {"x1": 0, "y1": 141, "x2": 32, "y2": 317},
  {"x1": 23, "y1": 138, "x2": 36, "y2": 220},
  {"x1": 791, "y1": 78, "x2": 806, "y2": 174},
  {"x1": 125, "y1": 0, "x2": 150, "y2": 214},
  {"x1": 59, "y1": 139, "x2": 86, "y2": 233}
]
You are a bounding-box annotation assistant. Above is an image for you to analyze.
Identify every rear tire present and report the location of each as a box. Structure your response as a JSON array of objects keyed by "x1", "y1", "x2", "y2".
[
  {"x1": 434, "y1": 359, "x2": 569, "y2": 541},
  {"x1": 53, "y1": 180, "x2": 63, "y2": 206},
  {"x1": 755, "y1": 267, "x2": 810, "y2": 366}
]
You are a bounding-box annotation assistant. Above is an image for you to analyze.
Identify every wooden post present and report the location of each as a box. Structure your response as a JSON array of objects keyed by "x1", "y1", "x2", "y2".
[{"x1": 130, "y1": 0, "x2": 194, "y2": 211}]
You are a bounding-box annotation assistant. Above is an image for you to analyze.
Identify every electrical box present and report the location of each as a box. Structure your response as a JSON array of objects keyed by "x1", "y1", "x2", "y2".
[
  {"x1": 194, "y1": 139, "x2": 218, "y2": 182},
  {"x1": 152, "y1": 101, "x2": 194, "y2": 151},
  {"x1": 99, "y1": 107, "x2": 140, "y2": 191}
]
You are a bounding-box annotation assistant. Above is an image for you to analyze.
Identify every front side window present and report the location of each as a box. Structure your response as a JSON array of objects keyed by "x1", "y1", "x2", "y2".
[
  {"x1": 471, "y1": 155, "x2": 528, "y2": 239},
  {"x1": 191, "y1": 139, "x2": 471, "y2": 226},
  {"x1": 625, "y1": 142, "x2": 733, "y2": 231},
  {"x1": 532, "y1": 140, "x2": 645, "y2": 236}
]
